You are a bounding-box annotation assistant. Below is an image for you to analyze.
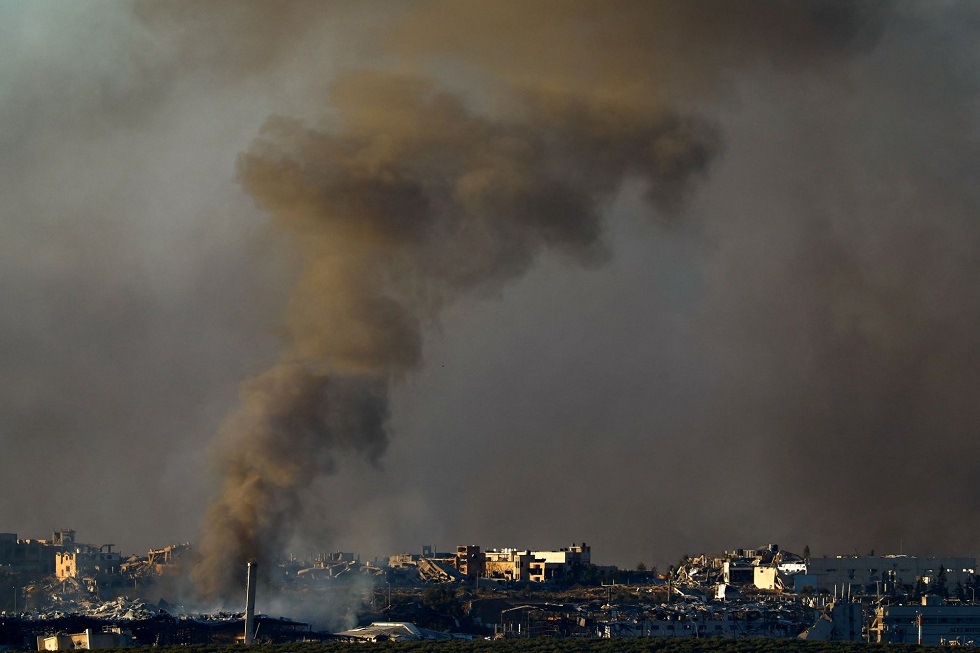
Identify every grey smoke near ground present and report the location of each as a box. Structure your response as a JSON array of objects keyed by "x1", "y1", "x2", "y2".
[{"x1": 1, "y1": 0, "x2": 978, "y2": 593}]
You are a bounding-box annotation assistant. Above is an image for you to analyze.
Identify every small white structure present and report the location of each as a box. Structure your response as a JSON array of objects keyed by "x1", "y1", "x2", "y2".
[{"x1": 37, "y1": 627, "x2": 131, "y2": 651}]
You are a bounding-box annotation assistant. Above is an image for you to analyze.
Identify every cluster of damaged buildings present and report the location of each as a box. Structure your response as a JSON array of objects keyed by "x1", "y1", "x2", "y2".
[
  {"x1": 385, "y1": 542, "x2": 595, "y2": 584},
  {"x1": 294, "y1": 539, "x2": 978, "y2": 599},
  {"x1": 282, "y1": 542, "x2": 597, "y2": 586},
  {"x1": 288, "y1": 541, "x2": 980, "y2": 644},
  {"x1": 315, "y1": 541, "x2": 980, "y2": 644},
  {"x1": 633, "y1": 543, "x2": 980, "y2": 645},
  {"x1": 8, "y1": 531, "x2": 980, "y2": 646},
  {"x1": 674, "y1": 543, "x2": 977, "y2": 600},
  {"x1": 1, "y1": 529, "x2": 594, "y2": 600},
  {"x1": 0, "y1": 530, "x2": 191, "y2": 600}
]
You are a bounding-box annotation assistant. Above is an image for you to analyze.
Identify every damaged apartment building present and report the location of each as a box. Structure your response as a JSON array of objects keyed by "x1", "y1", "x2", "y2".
[
  {"x1": 462, "y1": 542, "x2": 591, "y2": 583},
  {"x1": 2, "y1": 528, "x2": 194, "y2": 602},
  {"x1": 55, "y1": 543, "x2": 123, "y2": 593},
  {"x1": 379, "y1": 542, "x2": 593, "y2": 585},
  {"x1": 0, "y1": 530, "x2": 77, "y2": 575}
]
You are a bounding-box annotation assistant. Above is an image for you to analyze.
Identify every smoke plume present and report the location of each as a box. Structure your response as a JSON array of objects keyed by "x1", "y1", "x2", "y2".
[
  {"x1": 194, "y1": 68, "x2": 718, "y2": 594},
  {"x1": 188, "y1": 0, "x2": 910, "y2": 595}
]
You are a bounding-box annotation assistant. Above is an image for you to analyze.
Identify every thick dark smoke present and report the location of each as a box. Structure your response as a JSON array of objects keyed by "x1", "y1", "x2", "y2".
[
  {"x1": 195, "y1": 367, "x2": 388, "y2": 595},
  {"x1": 191, "y1": 0, "x2": 911, "y2": 595},
  {"x1": 194, "y1": 70, "x2": 718, "y2": 595}
]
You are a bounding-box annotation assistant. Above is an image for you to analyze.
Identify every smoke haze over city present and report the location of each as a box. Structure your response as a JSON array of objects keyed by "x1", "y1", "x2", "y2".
[{"x1": 1, "y1": 0, "x2": 979, "y2": 593}]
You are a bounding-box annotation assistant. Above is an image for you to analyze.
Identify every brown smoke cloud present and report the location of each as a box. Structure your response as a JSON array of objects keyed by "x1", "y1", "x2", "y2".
[
  {"x1": 186, "y1": 2, "x2": 912, "y2": 594},
  {"x1": 194, "y1": 66, "x2": 719, "y2": 594},
  {"x1": 186, "y1": 0, "x2": 905, "y2": 596}
]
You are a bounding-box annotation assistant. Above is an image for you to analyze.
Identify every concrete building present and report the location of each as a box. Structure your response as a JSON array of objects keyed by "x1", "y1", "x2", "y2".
[
  {"x1": 56, "y1": 545, "x2": 121, "y2": 581},
  {"x1": 723, "y1": 559, "x2": 755, "y2": 584},
  {"x1": 0, "y1": 531, "x2": 72, "y2": 575},
  {"x1": 873, "y1": 598, "x2": 980, "y2": 645},
  {"x1": 455, "y1": 545, "x2": 485, "y2": 580},
  {"x1": 484, "y1": 549, "x2": 534, "y2": 582},
  {"x1": 528, "y1": 543, "x2": 591, "y2": 583},
  {"x1": 801, "y1": 555, "x2": 976, "y2": 594},
  {"x1": 530, "y1": 543, "x2": 591, "y2": 567},
  {"x1": 482, "y1": 543, "x2": 591, "y2": 583},
  {"x1": 799, "y1": 602, "x2": 865, "y2": 641},
  {"x1": 37, "y1": 627, "x2": 131, "y2": 650}
]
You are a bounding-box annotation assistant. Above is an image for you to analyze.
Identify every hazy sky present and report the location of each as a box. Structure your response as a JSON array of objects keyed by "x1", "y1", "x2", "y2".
[{"x1": 1, "y1": 1, "x2": 978, "y2": 575}]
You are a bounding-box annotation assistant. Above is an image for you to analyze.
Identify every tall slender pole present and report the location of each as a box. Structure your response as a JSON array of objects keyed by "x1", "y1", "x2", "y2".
[{"x1": 244, "y1": 562, "x2": 258, "y2": 645}]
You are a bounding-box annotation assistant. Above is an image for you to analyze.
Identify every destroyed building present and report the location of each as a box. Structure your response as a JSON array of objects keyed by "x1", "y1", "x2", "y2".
[
  {"x1": 479, "y1": 543, "x2": 591, "y2": 583},
  {"x1": 0, "y1": 531, "x2": 74, "y2": 576},
  {"x1": 670, "y1": 543, "x2": 979, "y2": 602},
  {"x1": 455, "y1": 546, "x2": 484, "y2": 580},
  {"x1": 292, "y1": 552, "x2": 370, "y2": 582},
  {"x1": 56, "y1": 545, "x2": 121, "y2": 581},
  {"x1": 484, "y1": 549, "x2": 535, "y2": 582},
  {"x1": 334, "y1": 621, "x2": 469, "y2": 642},
  {"x1": 145, "y1": 543, "x2": 191, "y2": 576}
]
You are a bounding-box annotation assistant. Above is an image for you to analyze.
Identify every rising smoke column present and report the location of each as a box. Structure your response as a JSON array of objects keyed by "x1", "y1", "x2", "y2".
[
  {"x1": 184, "y1": 1, "x2": 905, "y2": 595},
  {"x1": 193, "y1": 71, "x2": 718, "y2": 596}
]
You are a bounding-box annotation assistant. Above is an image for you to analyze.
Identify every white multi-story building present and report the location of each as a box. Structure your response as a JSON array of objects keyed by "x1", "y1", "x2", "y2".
[
  {"x1": 796, "y1": 555, "x2": 976, "y2": 594},
  {"x1": 873, "y1": 599, "x2": 980, "y2": 645}
]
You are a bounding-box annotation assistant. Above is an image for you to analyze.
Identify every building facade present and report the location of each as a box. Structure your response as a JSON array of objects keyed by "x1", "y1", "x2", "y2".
[{"x1": 801, "y1": 555, "x2": 976, "y2": 594}]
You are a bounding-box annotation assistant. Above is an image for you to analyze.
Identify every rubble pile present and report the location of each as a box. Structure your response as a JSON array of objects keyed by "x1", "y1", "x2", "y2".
[{"x1": 89, "y1": 597, "x2": 164, "y2": 621}]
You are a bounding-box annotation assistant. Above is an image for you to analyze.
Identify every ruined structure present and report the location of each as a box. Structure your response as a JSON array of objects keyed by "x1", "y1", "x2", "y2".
[
  {"x1": 484, "y1": 549, "x2": 535, "y2": 582},
  {"x1": 56, "y1": 545, "x2": 121, "y2": 581},
  {"x1": 0, "y1": 531, "x2": 74, "y2": 576},
  {"x1": 455, "y1": 546, "x2": 484, "y2": 580}
]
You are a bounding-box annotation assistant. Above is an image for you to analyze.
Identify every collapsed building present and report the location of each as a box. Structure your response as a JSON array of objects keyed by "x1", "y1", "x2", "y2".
[
  {"x1": 145, "y1": 543, "x2": 191, "y2": 576},
  {"x1": 385, "y1": 546, "x2": 463, "y2": 584},
  {"x1": 377, "y1": 542, "x2": 593, "y2": 585},
  {"x1": 0, "y1": 531, "x2": 76, "y2": 576},
  {"x1": 333, "y1": 621, "x2": 471, "y2": 642},
  {"x1": 55, "y1": 545, "x2": 123, "y2": 594},
  {"x1": 290, "y1": 551, "x2": 371, "y2": 582}
]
